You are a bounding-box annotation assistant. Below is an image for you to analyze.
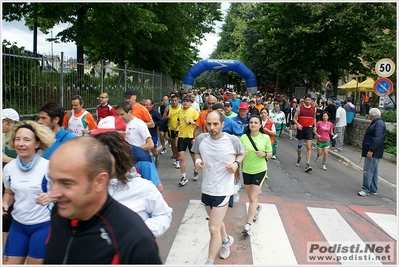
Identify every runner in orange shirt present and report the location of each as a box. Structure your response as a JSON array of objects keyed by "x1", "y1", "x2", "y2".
[
  {"x1": 124, "y1": 90, "x2": 155, "y2": 128},
  {"x1": 62, "y1": 95, "x2": 97, "y2": 136},
  {"x1": 194, "y1": 95, "x2": 217, "y2": 138}
]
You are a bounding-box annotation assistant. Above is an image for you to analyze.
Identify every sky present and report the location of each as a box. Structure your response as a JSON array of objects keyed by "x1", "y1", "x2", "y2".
[{"x1": 1, "y1": 2, "x2": 230, "y2": 61}]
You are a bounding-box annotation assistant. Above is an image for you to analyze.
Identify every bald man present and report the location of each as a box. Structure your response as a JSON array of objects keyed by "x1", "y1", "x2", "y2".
[
  {"x1": 194, "y1": 94, "x2": 217, "y2": 138},
  {"x1": 44, "y1": 137, "x2": 161, "y2": 264}
]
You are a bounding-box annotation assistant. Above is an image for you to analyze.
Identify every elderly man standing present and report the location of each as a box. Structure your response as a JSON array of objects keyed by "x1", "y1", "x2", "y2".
[{"x1": 358, "y1": 108, "x2": 386, "y2": 197}]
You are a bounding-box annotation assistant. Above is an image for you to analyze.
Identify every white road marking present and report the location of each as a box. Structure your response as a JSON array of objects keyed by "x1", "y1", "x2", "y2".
[
  {"x1": 365, "y1": 212, "x2": 397, "y2": 240},
  {"x1": 248, "y1": 203, "x2": 298, "y2": 265},
  {"x1": 308, "y1": 207, "x2": 383, "y2": 265}
]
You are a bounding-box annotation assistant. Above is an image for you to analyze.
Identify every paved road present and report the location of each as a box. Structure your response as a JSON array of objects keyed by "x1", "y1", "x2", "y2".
[{"x1": 153, "y1": 135, "x2": 397, "y2": 265}]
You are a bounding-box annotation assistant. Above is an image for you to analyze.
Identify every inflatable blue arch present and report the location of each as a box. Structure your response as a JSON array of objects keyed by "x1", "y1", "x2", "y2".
[{"x1": 182, "y1": 59, "x2": 258, "y2": 94}]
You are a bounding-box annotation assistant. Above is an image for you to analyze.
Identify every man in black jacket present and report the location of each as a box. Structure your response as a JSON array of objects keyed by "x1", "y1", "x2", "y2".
[
  {"x1": 358, "y1": 108, "x2": 386, "y2": 197},
  {"x1": 43, "y1": 137, "x2": 161, "y2": 264}
]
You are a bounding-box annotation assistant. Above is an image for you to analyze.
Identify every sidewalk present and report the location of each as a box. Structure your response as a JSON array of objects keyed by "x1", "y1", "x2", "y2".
[
  {"x1": 284, "y1": 127, "x2": 397, "y2": 191},
  {"x1": 326, "y1": 145, "x2": 397, "y2": 191},
  {"x1": 327, "y1": 113, "x2": 397, "y2": 190}
]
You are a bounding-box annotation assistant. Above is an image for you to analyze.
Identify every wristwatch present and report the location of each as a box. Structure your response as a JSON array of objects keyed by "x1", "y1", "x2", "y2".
[{"x1": 233, "y1": 160, "x2": 241, "y2": 168}]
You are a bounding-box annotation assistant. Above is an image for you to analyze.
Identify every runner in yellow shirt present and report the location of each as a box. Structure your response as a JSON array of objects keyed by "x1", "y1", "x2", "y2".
[
  {"x1": 175, "y1": 96, "x2": 199, "y2": 186},
  {"x1": 163, "y1": 94, "x2": 182, "y2": 167}
]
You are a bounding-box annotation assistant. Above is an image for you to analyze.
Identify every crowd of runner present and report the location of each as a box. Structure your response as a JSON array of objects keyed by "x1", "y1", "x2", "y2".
[{"x1": 2, "y1": 86, "x2": 359, "y2": 264}]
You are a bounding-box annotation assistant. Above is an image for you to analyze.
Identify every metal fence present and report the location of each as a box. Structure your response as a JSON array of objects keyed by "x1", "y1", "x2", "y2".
[{"x1": 2, "y1": 48, "x2": 176, "y2": 120}]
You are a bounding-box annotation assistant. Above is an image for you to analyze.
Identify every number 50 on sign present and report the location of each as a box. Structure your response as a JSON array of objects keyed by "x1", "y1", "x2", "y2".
[{"x1": 375, "y1": 58, "x2": 395, "y2": 78}]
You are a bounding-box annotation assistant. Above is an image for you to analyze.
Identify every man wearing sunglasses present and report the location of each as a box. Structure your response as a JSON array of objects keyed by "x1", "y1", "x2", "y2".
[{"x1": 194, "y1": 95, "x2": 218, "y2": 138}]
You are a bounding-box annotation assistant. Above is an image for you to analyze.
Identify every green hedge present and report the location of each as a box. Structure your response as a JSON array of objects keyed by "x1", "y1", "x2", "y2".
[
  {"x1": 384, "y1": 128, "x2": 396, "y2": 156},
  {"x1": 381, "y1": 110, "x2": 396, "y2": 123}
]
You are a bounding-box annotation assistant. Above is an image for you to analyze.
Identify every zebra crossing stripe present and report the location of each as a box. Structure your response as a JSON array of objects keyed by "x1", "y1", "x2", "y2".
[
  {"x1": 365, "y1": 212, "x2": 398, "y2": 240},
  {"x1": 164, "y1": 199, "x2": 395, "y2": 265},
  {"x1": 307, "y1": 207, "x2": 383, "y2": 265},
  {"x1": 165, "y1": 199, "x2": 209, "y2": 265},
  {"x1": 247, "y1": 203, "x2": 298, "y2": 265}
]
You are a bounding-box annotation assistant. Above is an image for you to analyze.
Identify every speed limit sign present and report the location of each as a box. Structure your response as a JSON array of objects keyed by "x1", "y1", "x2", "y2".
[{"x1": 375, "y1": 58, "x2": 395, "y2": 77}]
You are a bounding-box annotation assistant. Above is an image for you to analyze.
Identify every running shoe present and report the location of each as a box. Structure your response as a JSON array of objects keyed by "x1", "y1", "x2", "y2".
[
  {"x1": 160, "y1": 148, "x2": 167, "y2": 155},
  {"x1": 242, "y1": 223, "x2": 251, "y2": 236},
  {"x1": 358, "y1": 190, "x2": 370, "y2": 197},
  {"x1": 295, "y1": 156, "x2": 301, "y2": 167},
  {"x1": 272, "y1": 155, "x2": 276, "y2": 160},
  {"x1": 315, "y1": 155, "x2": 320, "y2": 162},
  {"x1": 175, "y1": 160, "x2": 180, "y2": 169},
  {"x1": 168, "y1": 140, "x2": 171, "y2": 147},
  {"x1": 193, "y1": 171, "x2": 199, "y2": 181},
  {"x1": 179, "y1": 176, "x2": 188, "y2": 186},
  {"x1": 220, "y1": 235, "x2": 234, "y2": 259},
  {"x1": 305, "y1": 164, "x2": 312, "y2": 172},
  {"x1": 253, "y1": 205, "x2": 262, "y2": 222},
  {"x1": 204, "y1": 259, "x2": 214, "y2": 265},
  {"x1": 322, "y1": 164, "x2": 327, "y2": 171}
]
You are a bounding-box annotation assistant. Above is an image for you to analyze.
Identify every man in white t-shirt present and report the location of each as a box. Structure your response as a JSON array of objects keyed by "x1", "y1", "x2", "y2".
[
  {"x1": 189, "y1": 94, "x2": 201, "y2": 113},
  {"x1": 193, "y1": 88, "x2": 203, "y2": 106},
  {"x1": 333, "y1": 101, "x2": 347, "y2": 152},
  {"x1": 115, "y1": 101, "x2": 153, "y2": 151},
  {"x1": 192, "y1": 111, "x2": 244, "y2": 265}
]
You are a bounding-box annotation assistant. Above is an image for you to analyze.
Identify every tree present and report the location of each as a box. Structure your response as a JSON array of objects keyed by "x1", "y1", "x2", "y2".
[
  {"x1": 211, "y1": 3, "x2": 254, "y2": 88},
  {"x1": 248, "y1": 3, "x2": 396, "y2": 92},
  {"x1": 361, "y1": 3, "x2": 396, "y2": 83},
  {"x1": 209, "y1": 3, "x2": 396, "y2": 93},
  {"x1": 3, "y1": 3, "x2": 223, "y2": 83}
]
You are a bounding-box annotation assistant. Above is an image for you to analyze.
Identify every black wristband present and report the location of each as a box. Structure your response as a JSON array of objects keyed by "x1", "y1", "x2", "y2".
[{"x1": 233, "y1": 160, "x2": 241, "y2": 168}]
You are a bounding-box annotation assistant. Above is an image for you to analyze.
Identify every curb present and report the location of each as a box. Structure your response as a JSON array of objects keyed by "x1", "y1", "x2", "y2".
[
  {"x1": 286, "y1": 129, "x2": 397, "y2": 191},
  {"x1": 310, "y1": 141, "x2": 397, "y2": 191}
]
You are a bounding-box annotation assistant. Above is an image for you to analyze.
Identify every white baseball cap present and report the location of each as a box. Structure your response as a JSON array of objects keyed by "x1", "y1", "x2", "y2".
[{"x1": 2, "y1": 108, "x2": 20, "y2": 121}]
